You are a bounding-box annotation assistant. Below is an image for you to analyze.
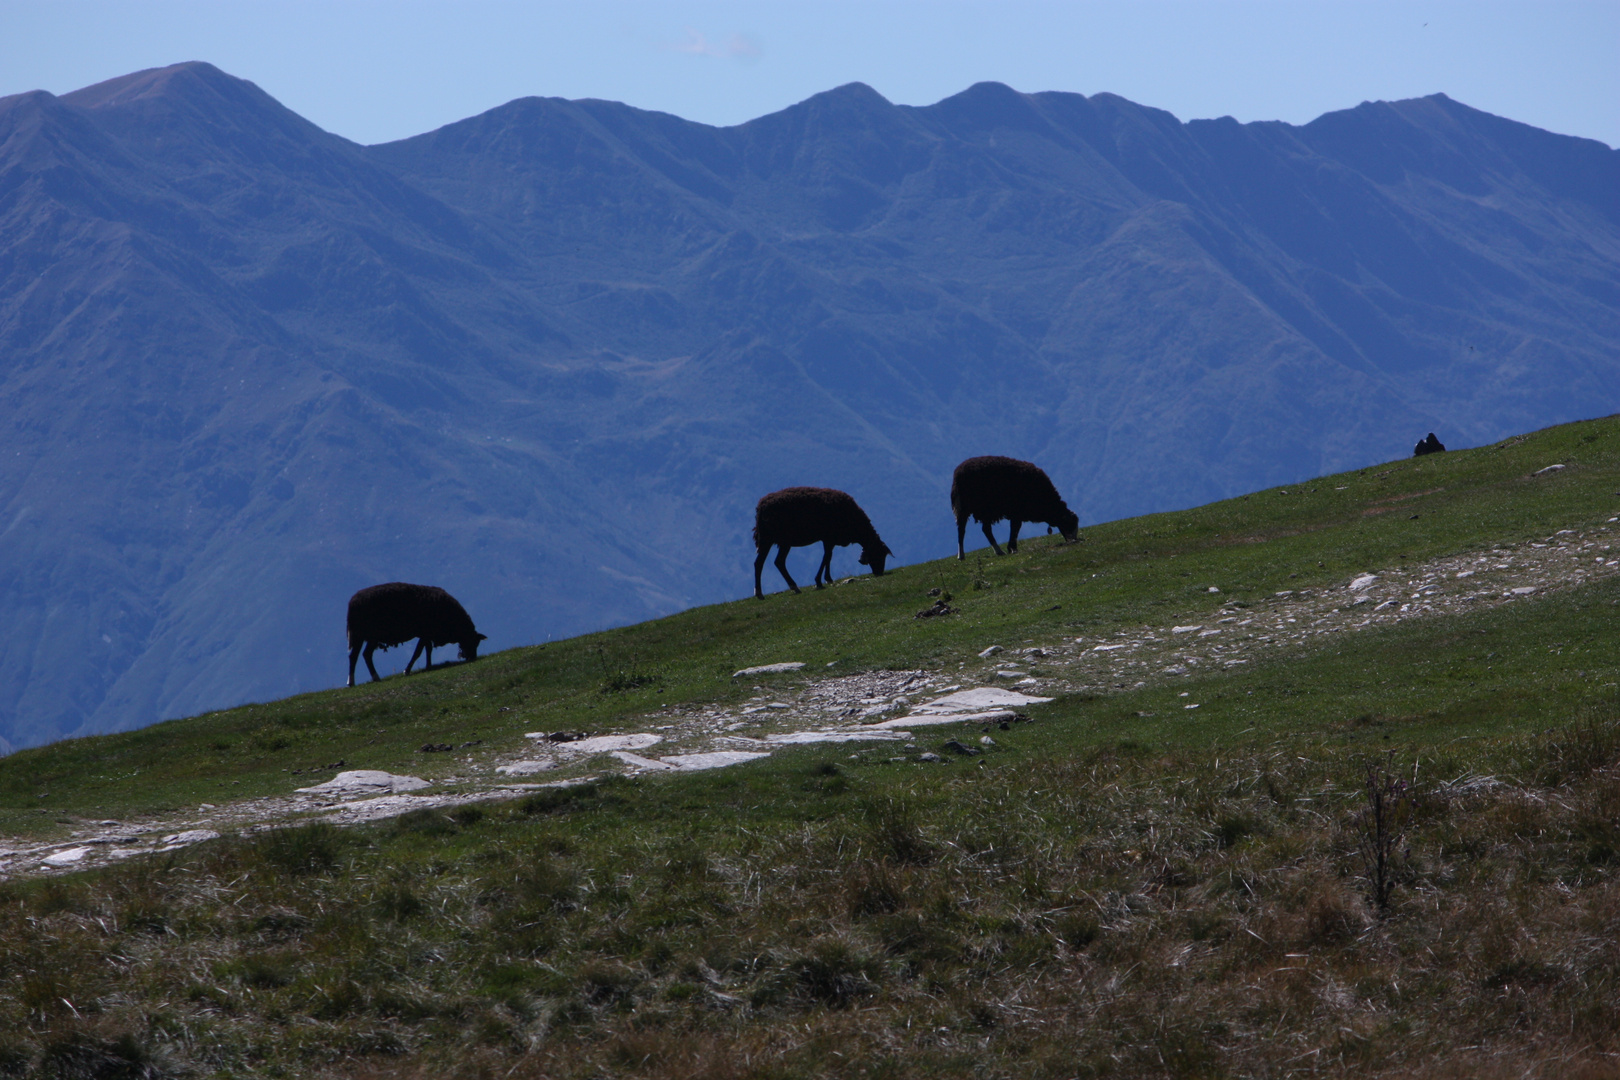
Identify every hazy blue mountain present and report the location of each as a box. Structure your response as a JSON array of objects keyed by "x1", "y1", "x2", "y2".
[{"x1": 1, "y1": 63, "x2": 1615, "y2": 749}]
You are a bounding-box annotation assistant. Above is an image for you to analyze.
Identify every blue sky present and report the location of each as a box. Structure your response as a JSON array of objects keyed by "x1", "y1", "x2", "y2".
[{"x1": 3, "y1": 1, "x2": 1616, "y2": 147}]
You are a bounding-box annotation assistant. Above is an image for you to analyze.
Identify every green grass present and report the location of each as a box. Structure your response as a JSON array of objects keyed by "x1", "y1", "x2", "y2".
[
  {"x1": 5, "y1": 414, "x2": 1618, "y2": 825},
  {"x1": 1, "y1": 415, "x2": 1618, "y2": 1077}
]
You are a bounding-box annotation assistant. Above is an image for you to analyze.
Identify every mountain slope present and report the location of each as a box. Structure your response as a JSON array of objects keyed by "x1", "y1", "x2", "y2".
[{"x1": 0, "y1": 63, "x2": 1616, "y2": 749}]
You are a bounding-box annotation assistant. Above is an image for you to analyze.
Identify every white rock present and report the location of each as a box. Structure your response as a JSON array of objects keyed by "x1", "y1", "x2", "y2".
[
  {"x1": 732, "y1": 662, "x2": 805, "y2": 677},
  {"x1": 1349, "y1": 574, "x2": 1378, "y2": 591},
  {"x1": 978, "y1": 645, "x2": 1004, "y2": 658},
  {"x1": 662, "y1": 751, "x2": 771, "y2": 771},
  {"x1": 495, "y1": 760, "x2": 556, "y2": 776},
  {"x1": 867, "y1": 709, "x2": 1014, "y2": 730},
  {"x1": 1455, "y1": 570, "x2": 1474, "y2": 578},
  {"x1": 43, "y1": 847, "x2": 91, "y2": 866},
  {"x1": 1163, "y1": 665, "x2": 1190, "y2": 675},
  {"x1": 911, "y1": 687, "x2": 1053, "y2": 713},
  {"x1": 1171, "y1": 625, "x2": 1203, "y2": 634},
  {"x1": 765, "y1": 730, "x2": 908, "y2": 744},
  {"x1": 554, "y1": 733, "x2": 662, "y2": 753},
  {"x1": 297, "y1": 770, "x2": 430, "y2": 796},
  {"x1": 1531, "y1": 464, "x2": 1566, "y2": 476},
  {"x1": 613, "y1": 751, "x2": 677, "y2": 771},
  {"x1": 1207, "y1": 586, "x2": 1220, "y2": 593},
  {"x1": 160, "y1": 829, "x2": 219, "y2": 847},
  {"x1": 1511, "y1": 586, "x2": 1537, "y2": 595},
  {"x1": 1092, "y1": 643, "x2": 1126, "y2": 652}
]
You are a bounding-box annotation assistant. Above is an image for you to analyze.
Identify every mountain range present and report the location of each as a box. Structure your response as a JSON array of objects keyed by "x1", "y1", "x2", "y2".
[{"x1": 1, "y1": 62, "x2": 1616, "y2": 750}]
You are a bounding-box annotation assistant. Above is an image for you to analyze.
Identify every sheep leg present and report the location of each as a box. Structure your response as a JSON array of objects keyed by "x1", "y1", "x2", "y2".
[
  {"x1": 980, "y1": 520, "x2": 1006, "y2": 556},
  {"x1": 754, "y1": 545, "x2": 771, "y2": 599},
  {"x1": 423, "y1": 641, "x2": 435, "y2": 671},
  {"x1": 405, "y1": 638, "x2": 427, "y2": 675},
  {"x1": 775, "y1": 544, "x2": 802, "y2": 594},
  {"x1": 362, "y1": 642, "x2": 382, "y2": 683},
  {"x1": 956, "y1": 514, "x2": 969, "y2": 560},
  {"x1": 1007, "y1": 520, "x2": 1023, "y2": 554},
  {"x1": 814, "y1": 540, "x2": 835, "y2": 588}
]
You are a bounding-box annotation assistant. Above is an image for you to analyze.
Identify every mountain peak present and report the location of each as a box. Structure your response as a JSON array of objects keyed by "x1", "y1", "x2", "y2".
[{"x1": 61, "y1": 61, "x2": 243, "y2": 111}]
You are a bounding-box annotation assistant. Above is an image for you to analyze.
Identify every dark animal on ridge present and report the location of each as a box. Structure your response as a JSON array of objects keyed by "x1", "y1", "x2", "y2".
[
  {"x1": 951, "y1": 455, "x2": 1080, "y2": 559},
  {"x1": 347, "y1": 582, "x2": 486, "y2": 686},
  {"x1": 1413, "y1": 432, "x2": 1446, "y2": 456},
  {"x1": 753, "y1": 487, "x2": 892, "y2": 599}
]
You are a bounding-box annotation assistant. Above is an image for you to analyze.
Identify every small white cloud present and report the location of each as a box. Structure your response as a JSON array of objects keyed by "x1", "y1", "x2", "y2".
[{"x1": 668, "y1": 28, "x2": 761, "y2": 60}]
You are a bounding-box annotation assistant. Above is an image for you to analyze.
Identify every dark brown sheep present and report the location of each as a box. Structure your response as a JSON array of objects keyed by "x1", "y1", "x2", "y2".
[
  {"x1": 951, "y1": 455, "x2": 1080, "y2": 559},
  {"x1": 346, "y1": 582, "x2": 486, "y2": 686},
  {"x1": 1413, "y1": 432, "x2": 1446, "y2": 456},
  {"x1": 753, "y1": 487, "x2": 892, "y2": 599}
]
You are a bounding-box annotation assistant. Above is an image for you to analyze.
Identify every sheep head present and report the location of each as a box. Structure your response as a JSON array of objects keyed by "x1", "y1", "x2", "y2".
[
  {"x1": 1056, "y1": 508, "x2": 1080, "y2": 543},
  {"x1": 857, "y1": 542, "x2": 893, "y2": 576},
  {"x1": 458, "y1": 633, "x2": 489, "y2": 661}
]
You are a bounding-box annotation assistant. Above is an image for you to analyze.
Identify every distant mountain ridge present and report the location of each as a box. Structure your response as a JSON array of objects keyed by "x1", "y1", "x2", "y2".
[{"x1": 1, "y1": 62, "x2": 1616, "y2": 750}]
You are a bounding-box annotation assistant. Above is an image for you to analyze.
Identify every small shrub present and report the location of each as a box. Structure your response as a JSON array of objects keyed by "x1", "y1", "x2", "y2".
[
  {"x1": 1215, "y1": 814, "x2": 1256, "y2": 848},
  {"x1": 846, "y1": 860, "x2": 905, "y2": 918},
  {"x1": 866, "y1": 803, "x2": 935, "y2": 866},
  {"x1": 450, "y1": 805, "x2": 485, "y2": 827},
  {"x1": 373, "y1": 883, "x2": 424, "y2": 922},
  {"x1": 1303, "y1": 885, "x2": 1368, "y2": 945},
  {"x1": 579, "y1": 960, "x2": 641, "y2": 1008},
  {"x1": 220, "y1": 953, "x2": 294, "y2": 990},
  {"x1": 788, "y1": 939, "x2": 882, "y2": 1008},
  {"x1": 394, "y1": 808, "x2": 458, "y2": 837},
  {"x1": 1353, "y1": 753, "x2": 1418, "y2": 914},
  {"x1": 37, "y1": 1029, "x2": 168, "y2": 1080},
  {"x1": 1055, "y1": 911, "x2": 1101, "y2": 951},
  {"x1": 258, "y1": 824, "x2": 341, "y2": 876}
]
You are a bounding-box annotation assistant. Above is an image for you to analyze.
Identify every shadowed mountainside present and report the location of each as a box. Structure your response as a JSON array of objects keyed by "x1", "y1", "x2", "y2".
[{"x1": 1, "y1": 62, "x2": 1616, "y2": 748}]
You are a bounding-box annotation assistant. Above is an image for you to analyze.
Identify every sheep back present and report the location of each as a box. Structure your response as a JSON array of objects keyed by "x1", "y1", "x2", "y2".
[
  {"x1": 347, "y1": 582, "x2": 481, "y2": 651},
  {"x1": 951, "y1": 456, "x2": 1079, "y2": 535}
]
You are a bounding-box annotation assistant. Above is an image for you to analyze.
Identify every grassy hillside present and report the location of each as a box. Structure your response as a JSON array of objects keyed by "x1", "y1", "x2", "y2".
[{"x1": 1, "y1": 416, "x2": 1618, "y2": 1078}]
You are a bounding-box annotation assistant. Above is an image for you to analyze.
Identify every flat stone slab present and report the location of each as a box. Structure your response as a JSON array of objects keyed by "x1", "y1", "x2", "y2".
[
  {"x1": 764, "y1": 729, "x2": 909, "y2": 744},
  {"x1": 910, "y1": 687, "x2": 1053, "y2": 714},
  {"x1": 613, "y1": 751, "x2": 677, "y2": 771},
  {"x1": 159, "y1": 829, "x2": 219, "y2": 850},
  {"x1": 495, "y1": 759, "x2": 556, "y2": 776},
  {"x1": 42, "y1": 847, "x2": 91, "y2": 866},
  {"x1": 532, "y1": 733, "x2": 662, "y2": 753},
  {"x1": 662, "y1": 751, "x2": 771, "y2": 770},
  {"x1": 867, "y1": 709, "x2": 1015, "y2": 730},
  {"x1": 733, "y1": 662, "x2": 806, "y2": 678},
  {"x1": 297, "y1": 770, "x2": 430, "y2": 796}
]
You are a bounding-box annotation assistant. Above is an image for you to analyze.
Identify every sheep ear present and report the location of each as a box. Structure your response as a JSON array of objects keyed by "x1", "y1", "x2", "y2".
[{"x1": 477, "y1": 633, "x2": 488, "y2": 642}]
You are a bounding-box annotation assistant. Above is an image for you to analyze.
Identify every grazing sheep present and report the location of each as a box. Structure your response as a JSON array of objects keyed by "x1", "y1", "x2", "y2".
[
  {"x1": 1413, "y1": 432, "x2": 1446, "y2": 456},
  {"x1": 753, "y1": 487, "x2": 892, "y2": 599},
  {"x1": 346, "y1": 582, "x2": 486, "y2": 686},
  {"x1": 951, "y1": 455, "x2": 1080, "y2": 559}
]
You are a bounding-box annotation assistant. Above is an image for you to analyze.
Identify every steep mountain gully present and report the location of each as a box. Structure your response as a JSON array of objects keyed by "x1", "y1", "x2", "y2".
[{"x1": 4, "y1": 520, "x2": 1617, "y2": 880}]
